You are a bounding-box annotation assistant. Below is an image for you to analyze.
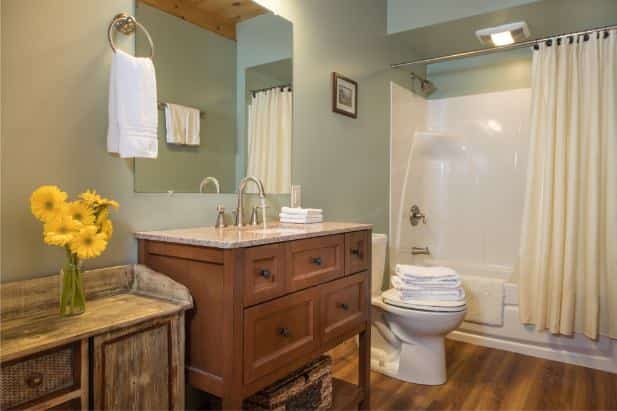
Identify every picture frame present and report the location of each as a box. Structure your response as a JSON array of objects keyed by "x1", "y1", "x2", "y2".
[{"x1": 332, "y1": 72, "x2": 358, "y2": 118}]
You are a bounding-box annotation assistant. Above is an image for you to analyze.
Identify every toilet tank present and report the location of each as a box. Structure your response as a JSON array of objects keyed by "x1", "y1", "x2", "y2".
[{"x1": 371, "y1": 233, "x2": 388, "y2": 297}]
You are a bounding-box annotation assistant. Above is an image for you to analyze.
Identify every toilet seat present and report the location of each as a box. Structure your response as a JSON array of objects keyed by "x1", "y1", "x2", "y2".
[{"x1": 381, "y1": 288, "x2": 466, "y2": 313}]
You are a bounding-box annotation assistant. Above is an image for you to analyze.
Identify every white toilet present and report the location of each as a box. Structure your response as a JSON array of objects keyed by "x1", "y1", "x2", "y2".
[{"x1": 370, "y1": 234, "x2": 466, "y2": 385}]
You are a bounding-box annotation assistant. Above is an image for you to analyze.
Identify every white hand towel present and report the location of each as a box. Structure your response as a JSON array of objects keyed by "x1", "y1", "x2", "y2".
[
  {"x1": 279, "y1": 213, "x2": 323, "y2": 224},
  {"x1": 107, "y1": 50, "x2": 158, "y2": 158},
  {"x1": 165, "y1": 103, "x2": 184, "y2": 144},
  {"x1": 185, "y1": 107, "x2": 201, "y2": 146},
  {"x1": 392, "y1": 278, "x2": 465, "y2": 301},
  {"x1": 395, "y1": 264, "x2": 459, "y2": 281},
  {"x1": 165, "y1": 103, "x2": 201, "y2": 146},
  {"x1": 281, "y1": 207, "x2": 323, "y2": 216},
  {"x1": 391, "y1": 274, "x2": 462, "y2": 289},
  {"x1": 394, "y1": 289, "x2": 466, "y2": 302}
]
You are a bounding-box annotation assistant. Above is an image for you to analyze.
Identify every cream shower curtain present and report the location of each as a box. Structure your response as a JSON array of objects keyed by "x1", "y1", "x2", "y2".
[
  {"x1": 518, "y1": 31, "x2": 617, "y2": 339},
  {"x1": 247, "y1": 88, "x2": 292, "y2": 194}
]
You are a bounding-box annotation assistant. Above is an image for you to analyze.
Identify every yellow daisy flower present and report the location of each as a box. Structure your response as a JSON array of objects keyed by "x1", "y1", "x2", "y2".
[
  {"x1": 96, "y1": 207, "x2": 109, "y2": 224},
  {"x1": 67, "y1": 201, "x2": 95, "y2": 225},
  {"x1": 70, "y1": 225, "x2": 108, "y2": 260},
  {"x1": 79, "y1": 190, "x2": 103, "y2": 206},
  {"x1": 101, "y1": 219, "x2": 113, "y2": 240},
  {"x1": 43, "y1": 215, "x2": 80, "y2": 246},
  {"x1": 80, "y1": 190, "x2": 119, "y2": 209},
  {"x1": 30, "y1": 185, "x2": 68, "y2": 222}
]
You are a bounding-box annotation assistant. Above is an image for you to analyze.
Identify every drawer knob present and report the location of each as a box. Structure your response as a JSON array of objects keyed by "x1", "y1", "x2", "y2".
[
  {"x1": 278, "y1": 327, "x2": 291, "y2": 338},
  {"x1": 311, "y1": 257, "x2": 322, "y2": 266},
  {"x1": 26, "y1": 372, "x2": 43, "y2": 388},
  {"x1": 350, "y1": 248, "x2": 361, "y2": 256},
  {"x1": 338, "y1": 302, "x2": 350, "y2": 311},
  {"x1": 260, "y1": 269, "x2": 272, "y2": 279}
]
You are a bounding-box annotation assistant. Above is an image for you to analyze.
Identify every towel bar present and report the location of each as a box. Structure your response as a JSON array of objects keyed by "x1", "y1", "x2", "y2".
[{"x1": 108, "y1": 13, "x2": 155, "y2": 59}]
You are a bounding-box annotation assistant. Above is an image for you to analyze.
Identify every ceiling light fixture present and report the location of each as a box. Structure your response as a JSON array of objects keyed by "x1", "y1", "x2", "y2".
[{"x1": 476, "y1": 21, "x2": 530, "y2": 47}]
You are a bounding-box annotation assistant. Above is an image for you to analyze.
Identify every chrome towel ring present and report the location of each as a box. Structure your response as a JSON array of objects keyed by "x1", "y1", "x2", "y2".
[{"x1": 107, "y1": 13, "x2": 155, "y2": 59}]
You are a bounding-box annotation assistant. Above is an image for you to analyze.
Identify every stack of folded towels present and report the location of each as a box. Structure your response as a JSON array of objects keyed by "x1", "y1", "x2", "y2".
[
  {"x1": 390, "y1": 264, "x2": 465, "y2": 304},
  {"x1": 279, "y1": 207, "x2": 324, "y2": 224}
]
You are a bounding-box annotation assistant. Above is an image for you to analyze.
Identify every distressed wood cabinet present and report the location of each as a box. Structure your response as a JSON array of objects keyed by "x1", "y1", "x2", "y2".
[
  {"x1": 0, "y1": 265, "x2": 192, "y2": 411},
  {"x1": 137, "y1": 223, "x2": 372, "y2": 410}
]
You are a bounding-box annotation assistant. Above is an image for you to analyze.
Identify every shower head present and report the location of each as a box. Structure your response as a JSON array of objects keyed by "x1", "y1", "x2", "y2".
[{"x1": 410, "y1": 72, "x2": 436, "y2": 97}]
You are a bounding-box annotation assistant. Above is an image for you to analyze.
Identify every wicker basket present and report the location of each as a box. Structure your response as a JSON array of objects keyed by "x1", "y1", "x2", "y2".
[{"x1": 244, "y1": 356, "x2": 333, "y2": 411}]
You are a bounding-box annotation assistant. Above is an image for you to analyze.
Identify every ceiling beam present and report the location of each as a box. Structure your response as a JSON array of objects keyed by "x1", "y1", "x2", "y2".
[{"x1": 138, "y1": 0, "x2": 238, "y2": 40}]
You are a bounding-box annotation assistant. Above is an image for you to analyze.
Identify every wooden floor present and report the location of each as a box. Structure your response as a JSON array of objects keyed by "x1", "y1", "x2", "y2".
[{"x1": 332, "y1": 340, "x2": 617, "y2": 410}]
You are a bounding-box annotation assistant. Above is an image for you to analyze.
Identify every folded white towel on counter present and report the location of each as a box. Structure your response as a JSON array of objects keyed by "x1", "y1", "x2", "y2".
[
  {"x1": 281, "y1": 207, "x2": 323, "y2": 216},
  {"x1": 165, "y1": 103, "x2": 200, "y2": 146},
  {"x1": 391, "y1": 274, "x2": 462, "y2": 289},
  {"x1": 279, "y1": 213, "x2": 323, "y2": 224},
  {"x1": 395, "y1": 264, "x2": 460, "y2": 282},
  {"x1": 107, "y1": 50, "x2": 158, "y2": 158}
]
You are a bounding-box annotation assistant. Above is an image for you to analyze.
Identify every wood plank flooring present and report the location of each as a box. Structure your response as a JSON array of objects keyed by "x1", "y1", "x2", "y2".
[{"x1": 332, "y1": 340, "x2": 617, "y2": 410}]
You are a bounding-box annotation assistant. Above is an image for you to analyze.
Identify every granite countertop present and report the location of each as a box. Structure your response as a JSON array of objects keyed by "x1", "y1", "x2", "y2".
[{"x1": 135, "y1": 221, "x2": 373, "y2": 249}]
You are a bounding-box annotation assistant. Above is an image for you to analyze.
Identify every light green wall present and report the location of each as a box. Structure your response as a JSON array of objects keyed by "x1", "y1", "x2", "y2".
[
  {"x1": 387, "y1": 0, "x2": 540, "y2": 34},
  {"x1": 264, "y1": 1, "x2": 411, "y2": 233},
  {"x1": 1, "y1": 0, "x2": 411, "y2": 281},
  {"x1": 0, "y1": 0, "x2": 246, "y2": 281},
  {"x1": 134, "y1": 3, "x2": 237, "y2": 193},
  {"x1": 236, "y1": 14, "x2": 293, "y2": 187},
  {"x1": 427, "y1": 48, "x2": 532, "y2": 99}
]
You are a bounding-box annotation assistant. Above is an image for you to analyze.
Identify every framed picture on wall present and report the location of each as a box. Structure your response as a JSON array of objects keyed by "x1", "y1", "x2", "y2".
[{"x1": 332, "y1": 72, "x2": 358, "y2": 118}]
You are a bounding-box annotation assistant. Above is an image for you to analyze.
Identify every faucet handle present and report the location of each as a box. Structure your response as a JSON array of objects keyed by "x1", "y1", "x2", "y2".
[
  {"x1": 215, "y1": 205, "x2": 226, "y2": 228},
  {"x1": 250, "y1": 206, "x2": 259, "y2": 226}
]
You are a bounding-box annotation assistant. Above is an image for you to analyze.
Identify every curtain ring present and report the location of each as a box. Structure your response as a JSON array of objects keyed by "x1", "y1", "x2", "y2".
[{"x1": 108, "y1": 13, "x2": 155, "y2": 59}]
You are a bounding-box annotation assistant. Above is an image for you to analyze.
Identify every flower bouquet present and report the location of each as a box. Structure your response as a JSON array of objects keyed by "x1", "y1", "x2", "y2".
[{"x1": 30, "y1": 186, "x2": 118, "y2": 316}]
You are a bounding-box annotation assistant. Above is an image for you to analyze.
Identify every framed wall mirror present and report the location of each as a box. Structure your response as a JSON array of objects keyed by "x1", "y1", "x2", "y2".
[{"x1": 133, "y1": 0, "x2": 293, "y2": 194}]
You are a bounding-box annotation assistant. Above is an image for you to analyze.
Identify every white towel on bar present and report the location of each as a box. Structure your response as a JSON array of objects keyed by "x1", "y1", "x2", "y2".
[
  {"x1": 165, "y1": 103, "x2": 200, "y2": 146},
  {"x1": 281, "y1": 207, "x2": 323, "y2": 217},
  {"x1": 107, "y1": 50, "x2": 158, "y2": 158},
  {"x1": 279, "y1": 213, "x2": 323, "y2": 224}
]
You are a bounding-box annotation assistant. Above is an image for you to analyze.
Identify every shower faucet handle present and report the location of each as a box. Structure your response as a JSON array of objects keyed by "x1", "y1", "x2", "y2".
[{"x1": 410, "y1": 205, "x2": 427, "y2": 226}]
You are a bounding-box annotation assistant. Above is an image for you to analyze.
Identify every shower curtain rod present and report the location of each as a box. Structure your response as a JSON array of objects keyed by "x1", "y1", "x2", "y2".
[
  {"x1": 391, "y1": 23, "x2": 617, "y2": 68},
  {"x1": 250, "y1": 84, "x2": 292, "y2": 95}
]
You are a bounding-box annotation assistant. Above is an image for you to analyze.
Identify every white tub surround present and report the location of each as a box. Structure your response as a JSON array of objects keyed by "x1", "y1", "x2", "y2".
[{"x1": 389, "y1": 83, "x2": 617, "y2": 373}]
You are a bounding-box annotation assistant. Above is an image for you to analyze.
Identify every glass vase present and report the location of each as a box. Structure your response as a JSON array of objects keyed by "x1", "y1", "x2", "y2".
[{"x1": 59, "y1": 255, "x2": 86, "y2": 316}]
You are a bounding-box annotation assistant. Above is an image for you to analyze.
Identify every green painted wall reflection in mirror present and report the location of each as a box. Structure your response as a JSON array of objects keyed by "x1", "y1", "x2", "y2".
[{"x1": 133, "y1": 3, "x2": 293, "y2": 194}]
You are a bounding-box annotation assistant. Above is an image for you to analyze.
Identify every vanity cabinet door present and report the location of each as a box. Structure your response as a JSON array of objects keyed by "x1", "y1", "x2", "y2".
[
  {"x1": 244, "y1": 243, "x2": 287, "y2": 306},
  {"x1": 320, "y1": 272, "x2": 368, "y2": 344},
  {"x1": 243, "y1": 287, "x2": 319, "y2": 383},
  {"x1": 345, "y1": 231, "x2": 370, "y2": 275},
  {"x1": 287, "y1": 234, "x2": 345, "y2": 291},
  {"x1": 92, "y1": 316, "x2": 184, "y2": 411}
]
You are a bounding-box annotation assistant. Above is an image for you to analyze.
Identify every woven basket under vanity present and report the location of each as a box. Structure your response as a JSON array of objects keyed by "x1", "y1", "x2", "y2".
[{"x1": 244, "y1": 356, "x2": 333, "y2": 411}]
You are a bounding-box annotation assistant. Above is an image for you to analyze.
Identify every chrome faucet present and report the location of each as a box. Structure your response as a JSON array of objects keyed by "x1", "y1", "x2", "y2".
[
  {"x1": 235, "y1": 176, "x2": 266, "y2": 226},
  {"x1": 199, "y1": 176, "x2": 220, "y2": 194}
]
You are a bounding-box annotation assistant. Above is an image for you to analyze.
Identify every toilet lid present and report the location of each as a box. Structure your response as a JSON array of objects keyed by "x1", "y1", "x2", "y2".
[{"x1": 381, "y1": 289, "x2": 467, "y2": 312}]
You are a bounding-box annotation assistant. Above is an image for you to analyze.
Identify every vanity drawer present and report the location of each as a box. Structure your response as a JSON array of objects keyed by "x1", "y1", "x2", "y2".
[
  {"x1": 244, "y1": 243, "x2": 287, "y2": 306},
  {"x1": 345, "y1": 231, "x2": 370, "y2": 275},
  {"x1": 287, "y1": 234, "x2": 345, "y2": 291},
  {"x1": 0, "y1": 343, "x2": 80, "y2": 410},
  {"x1": 243, "y1": 288, "x2": 319, "y2": 383},
  {"x1": 320, "y1": 272, "x2": 368, "y2": 344}
]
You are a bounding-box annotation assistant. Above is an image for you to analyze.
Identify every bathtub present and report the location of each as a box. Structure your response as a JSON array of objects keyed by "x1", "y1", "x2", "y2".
[{"x1": 388, "y1": 85, "x2": 616, "y2": 373}]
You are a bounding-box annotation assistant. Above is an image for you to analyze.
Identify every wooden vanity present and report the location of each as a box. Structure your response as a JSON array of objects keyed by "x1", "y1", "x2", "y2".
[{"x1": 136, "y1": 222, "x2": 372, "y2": 410}]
